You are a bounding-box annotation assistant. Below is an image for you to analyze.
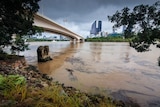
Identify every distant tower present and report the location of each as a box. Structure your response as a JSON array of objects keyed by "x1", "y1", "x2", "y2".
[
  {"x1": 98, "y1": 21, "x2": 102, "y2": 32},
  {"x1": 90, "y1": 21, "x2": 97, "y2": 35},
  {"x1": 90, "y1": 20, "x2": 102, "y2": 35}
]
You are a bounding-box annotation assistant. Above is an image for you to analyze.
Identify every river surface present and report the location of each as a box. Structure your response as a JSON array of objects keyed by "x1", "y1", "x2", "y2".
[{"x1": 21, "y1": 41, "x2": 160, "y2": 107}]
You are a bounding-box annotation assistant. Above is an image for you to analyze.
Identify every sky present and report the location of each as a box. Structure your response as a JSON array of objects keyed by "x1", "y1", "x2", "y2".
[{"x1": 38, "y1": 0, "x2": 158, "y2": 38}]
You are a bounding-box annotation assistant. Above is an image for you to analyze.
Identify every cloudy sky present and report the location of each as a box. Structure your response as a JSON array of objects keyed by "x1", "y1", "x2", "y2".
[{"x1": 38, "y1": 0, "x2": 158, "y2": 38}]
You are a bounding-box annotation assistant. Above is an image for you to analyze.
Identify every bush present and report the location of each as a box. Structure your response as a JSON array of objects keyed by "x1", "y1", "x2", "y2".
[{"x1": 85, "y1": 36, "x2": 130, "y2": 42}]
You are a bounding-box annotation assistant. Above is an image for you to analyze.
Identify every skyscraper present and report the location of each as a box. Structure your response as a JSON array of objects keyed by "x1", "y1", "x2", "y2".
[
  {"x1": 90, "y1": 20, "x2": 102, "y2": 35},
  {"x1": 98, "y1": 21, "x2": 102, "y2": 32},
  {"x1": 90, "y1": 21, "x2": 97, "y2": 35}
]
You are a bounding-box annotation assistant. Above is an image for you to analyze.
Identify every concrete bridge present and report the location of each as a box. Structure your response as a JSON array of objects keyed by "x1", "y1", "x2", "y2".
[{"x1": 33, "y1": 13, "x2": 84, "y2": 42}]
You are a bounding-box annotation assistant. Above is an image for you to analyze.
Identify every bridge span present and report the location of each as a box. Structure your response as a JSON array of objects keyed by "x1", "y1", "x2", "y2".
[{"x1": 33, "y1": 13, "x2": 84, "y2": 42}]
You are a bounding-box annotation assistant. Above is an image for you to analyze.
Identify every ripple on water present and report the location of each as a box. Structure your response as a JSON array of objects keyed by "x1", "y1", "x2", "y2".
[
  {"x1": 148, "y1": 99, "x2": 160, "y2": 107},
  {"x1": 141, "y1": 72, "x2": 160, "y2": 80},
  {"x1": 21, "y1": 42, "x2": 160, "y2": 107},
  {"x1": 135, "y1": 60, "x2": 160, "y2": 70}
]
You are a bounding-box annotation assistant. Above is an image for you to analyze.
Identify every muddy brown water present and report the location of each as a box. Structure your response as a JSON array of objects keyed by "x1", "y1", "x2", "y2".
[{"x1": 21, "y1": 41, "x2": 160, "y2": 107}]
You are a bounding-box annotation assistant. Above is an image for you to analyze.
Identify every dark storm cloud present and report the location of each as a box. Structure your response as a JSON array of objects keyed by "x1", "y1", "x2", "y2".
[
  {"x1": 39, "y1": 0, "x2": 158, "y2": 22},
  {"x1": 38, "y1": 0, "x2": 159, "y2": 37}
]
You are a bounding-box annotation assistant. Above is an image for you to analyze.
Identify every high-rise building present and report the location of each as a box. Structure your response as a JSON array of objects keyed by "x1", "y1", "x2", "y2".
[
  {"x1": 98, "y1": 21, "x2": 102, "y2": 32},
  {"x1": 90, "y1": 21, "x2": 97, "y2": 35},
  {"x1": 90, "y1": 20, "x2": 102, "y2": 35}
]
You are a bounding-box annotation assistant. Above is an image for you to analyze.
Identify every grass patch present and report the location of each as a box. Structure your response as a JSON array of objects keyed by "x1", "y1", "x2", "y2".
[
  {"x1": 0, "y1": 75, "x2": 27, "y2": 102},
  {"x1": 0, "y1": 74, "x2": 116, "y2": 107}
]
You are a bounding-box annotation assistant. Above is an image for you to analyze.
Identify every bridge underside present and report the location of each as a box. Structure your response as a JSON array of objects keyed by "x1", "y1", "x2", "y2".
[
  {"x1": 34, "y1": 13, "x2": 84, "y2": 43},
  {"x1": 43, "y1": 27, "x2": 84, "y2": 43}
]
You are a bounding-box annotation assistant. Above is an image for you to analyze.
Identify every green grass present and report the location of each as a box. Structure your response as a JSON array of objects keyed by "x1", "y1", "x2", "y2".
[
  {"x1": 33, "y1": 86, "x2": 82, "y2": 107},
  {"x1": 0, "y1": 74, "x2": 116, "y2": 107},
  {"x1": 0, "y1": 75, "x2": 27, "y2": 102}
]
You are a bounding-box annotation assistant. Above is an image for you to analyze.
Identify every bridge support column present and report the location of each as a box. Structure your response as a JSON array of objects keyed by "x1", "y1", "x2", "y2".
[
  {"x1": 79, "y1": 39, "x2": 85, "y2": 43},
  {"x1": 76, "y1": 39, "x2": 80, "y2": 43},
  {"x1": 70, "y1": 38, "x2": 84, "y2": 43},
  {"x1": 70, "y1": 39, "x2": 76, "y2": 43},
  {"x1": 77, "y1": 39, "x2": 85, "y2": 43}
]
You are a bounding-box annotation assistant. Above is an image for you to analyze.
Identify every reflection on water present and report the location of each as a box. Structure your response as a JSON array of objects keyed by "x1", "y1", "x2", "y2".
[
  {"x1": 37, "y1": 42, "x2": 81, "y2": 74},
  {"x1": 22, "y1": 42, "x2": 160, "y2": 107},
  {"x1": 90, "y1": 42, "x2": 102, "y2": 62}
]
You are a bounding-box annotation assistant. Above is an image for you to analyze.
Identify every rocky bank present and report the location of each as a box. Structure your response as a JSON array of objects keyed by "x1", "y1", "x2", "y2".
[{"x1": 0, "y1": 55, "x2": 139, "y2": 107}]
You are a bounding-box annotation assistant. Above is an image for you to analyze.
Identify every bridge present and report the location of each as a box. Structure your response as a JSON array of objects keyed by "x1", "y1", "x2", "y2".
[{"x1": 33, "y1": 13, "x2": 84, "y2": 42}]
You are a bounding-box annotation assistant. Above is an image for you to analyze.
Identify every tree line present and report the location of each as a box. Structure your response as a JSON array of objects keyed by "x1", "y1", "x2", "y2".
[{"x1": 108, "y1": 1, "x2": 160, "y2": 52}]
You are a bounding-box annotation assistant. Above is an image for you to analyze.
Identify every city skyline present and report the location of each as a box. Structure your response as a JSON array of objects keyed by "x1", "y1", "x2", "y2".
[{"x1": 38, "y1": 0, "x2": 158, "y2": 38}]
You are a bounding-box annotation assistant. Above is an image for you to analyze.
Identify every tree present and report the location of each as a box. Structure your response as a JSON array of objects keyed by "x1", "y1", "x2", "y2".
[
  {"x1": 108, "y1": 1, "x2": 160, "y2": 52},
  {"x1": 0, "y1": 0, "x2": 41, "y2": 54},
  {"x1": 108, "y1": 1, "x2": 160, "y2": 66}
]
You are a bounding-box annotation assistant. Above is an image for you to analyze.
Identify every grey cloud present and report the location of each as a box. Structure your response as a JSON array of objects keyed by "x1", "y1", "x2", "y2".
[
  {"x1": 38, "y1": 0, "x2": 158, "y2": 37},
  {"x1": 39, "y1": 0, "x2": 158, "y2": 21}
]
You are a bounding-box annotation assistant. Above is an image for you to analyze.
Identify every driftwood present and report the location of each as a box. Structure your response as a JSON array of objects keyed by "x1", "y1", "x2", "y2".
[{"x1": 37, "y1": 45, "x2": 52, "y2": 62}]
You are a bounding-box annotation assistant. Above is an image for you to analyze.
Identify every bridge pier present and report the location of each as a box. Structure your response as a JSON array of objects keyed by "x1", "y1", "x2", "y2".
[
  {"x1": 70, "y1": 38, "x2": 84, "y2": 43},
  {"x1": 80, "y1": 39, "x2": 85, "y2": 43}
]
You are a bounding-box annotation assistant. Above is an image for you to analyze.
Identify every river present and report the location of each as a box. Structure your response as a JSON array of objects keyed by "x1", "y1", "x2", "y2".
[{"x1": 20, "y1": 41, "x2": 160, "y2": 107}]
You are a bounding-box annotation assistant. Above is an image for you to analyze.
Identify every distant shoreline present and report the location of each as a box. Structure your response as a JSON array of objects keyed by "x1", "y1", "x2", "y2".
[
  {"x1": 26, "y1": 38, "x2": 70, "y2": 42},
  {"x1": 85, "y1": 36, "x2": 131, "y2": 42}
]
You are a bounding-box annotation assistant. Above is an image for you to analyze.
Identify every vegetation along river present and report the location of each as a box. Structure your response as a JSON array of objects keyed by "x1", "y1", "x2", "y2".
[{"x1": 20, "y1": 41, "x2": 160, "y2": 107}]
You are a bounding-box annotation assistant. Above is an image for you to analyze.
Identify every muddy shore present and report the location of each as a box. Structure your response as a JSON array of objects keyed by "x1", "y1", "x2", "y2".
[{"x1": 0, "y1": 56, "x2": 140, "y2": 107}]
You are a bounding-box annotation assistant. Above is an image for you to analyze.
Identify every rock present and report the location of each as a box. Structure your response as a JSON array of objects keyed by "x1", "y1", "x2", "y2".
[
  {"x1": 37, "y1": 45, "x2": 52, "y2": 62},
  {"x1": 24, "y1": 65, "x2": 39, "y2": 72},
  {"x1": 41, "y1": 81, "x2": 49, "y2": 87},
  {"x1": 42, "y1": 74, "x2": 53, "y2": 81},
  {"x1": 0, "y1": 55, "x2": 26, "y2": 71},
  {"x1": 157, "y1": 44, "x2": 160, "y2": 48},
  {"x1": 30, "y1": 78, "x2": 37, "y2": 83},
  {"x1": 35, "y1": 83, "x2": 44, "y2": 88}
]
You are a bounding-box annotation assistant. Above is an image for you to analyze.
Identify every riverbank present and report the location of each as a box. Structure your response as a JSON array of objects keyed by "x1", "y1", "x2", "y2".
[
  {"x1": 0, "y1": 55, "x2": 139, "y2": 107},
  {"x1": 85, "y1": 36, "x2": 131, "y2": 42},
  {"x1": 26, "y1": 38, "x2": 69, "y2": 42}
]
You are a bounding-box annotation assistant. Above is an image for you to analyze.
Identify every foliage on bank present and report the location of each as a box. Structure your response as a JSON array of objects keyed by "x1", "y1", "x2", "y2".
[
  {"x1": 85, "y1": 36, "x2": 131, "y2": 42},
  {"x1": 26, "y1": 38, "x2": 53, "y2": 42}
]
